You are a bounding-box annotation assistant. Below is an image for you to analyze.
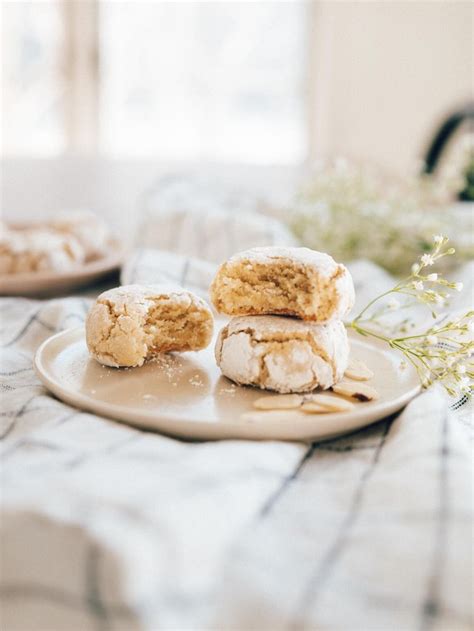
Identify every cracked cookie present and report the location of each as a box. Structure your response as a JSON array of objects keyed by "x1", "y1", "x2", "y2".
[
  {"x1": 215, "y1": 315, "x2": 349, "y2": 393},
  {"x1": 86, "y1": 284, "x2": 214, "y2": 367},
  {"x1": 50, "y1": 210, "x2": 111, "y2": 261},
  {"x1": 210, "y1": 246, "x2": 354, "y2": 322},
  {"x1": 0, "y1": 228, "x2": 85, "y2": 274}
]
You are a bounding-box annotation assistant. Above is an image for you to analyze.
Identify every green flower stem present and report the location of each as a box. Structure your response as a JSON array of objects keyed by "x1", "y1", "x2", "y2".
[
  {"x1": 349, "y1": 321, "x2": 391, "y2": 344},
  {"x1": 351, "y1": 290, "x2": 395, "y2": 324},
  {"x1": 346, "y1": 237, "x2": 472, "y2": 396}
]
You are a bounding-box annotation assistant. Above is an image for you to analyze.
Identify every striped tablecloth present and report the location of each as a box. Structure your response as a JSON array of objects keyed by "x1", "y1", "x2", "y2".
[{"x1": 1, "y1": 251, "x2": 472, "y2": 631}]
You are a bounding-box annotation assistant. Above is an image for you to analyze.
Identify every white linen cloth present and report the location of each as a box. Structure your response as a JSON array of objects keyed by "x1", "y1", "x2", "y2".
[
  {"x1": 1, "y1": 251, "x2": 473, "y2": 631},
  {"x1": 136, "y1": 207, "x2": 298, "y2": 264}
]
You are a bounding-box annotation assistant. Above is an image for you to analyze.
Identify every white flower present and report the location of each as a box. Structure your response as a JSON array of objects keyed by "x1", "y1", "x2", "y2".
[
  {"x1": 454, "y1": 282, "x2": 463, "y2": 292},
  {"x1": 467, "y1": 321, "x2": 474, "y2": 333},
  {"x1": 421, "y1": 253, "x2": 435, "y2": 266},
  {"x1": 387, "y1": 298, "x2": 400, "y2": 310},
  {"x1": 435, "y1": 295, "x2": 445, "y2": 305},
  {"x1": 456, "y1": 364, "x2": 467, "y2": 374},
  {"x1": 411, "y1": 263, "x2": 420, "y2": 274},
  {"x1": 426, "y1": 273, "x2": 438, "y2": 281},
  {"x1": 433, "y1": 235, "x2": 444, "y2": 244},
  {"x1": 427, "y1": 335, "x2": 438, "y2": 345},
  {"x1": 458, "y1": 376, "x2": 471, "y2": 392},
  {"x1": 413, "y1": 280, "x2": 424, "y2": 291}
]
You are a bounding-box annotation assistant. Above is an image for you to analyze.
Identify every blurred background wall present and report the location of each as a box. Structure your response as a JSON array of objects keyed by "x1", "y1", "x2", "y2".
[
  {"x1": 308, "y1": 1, "x2": 473, "y2": 173},
  {"x1": 1, "y1": 0, "x2": 473, "y2": 223}
]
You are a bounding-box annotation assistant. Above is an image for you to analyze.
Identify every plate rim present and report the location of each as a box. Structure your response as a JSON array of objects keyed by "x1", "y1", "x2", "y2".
[{"x1": 33, "y1": 326, "x2": 422, "y2": 441}]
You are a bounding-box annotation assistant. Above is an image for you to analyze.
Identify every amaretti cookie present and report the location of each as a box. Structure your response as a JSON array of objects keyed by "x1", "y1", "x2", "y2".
[
  {"x1": 0, "y1": 229, "x2": 85, "y2": 274},
  {"x1": 86, "y1": 284, "x2": 214, "y2": 367},
  {"x1": 210, "y1": 246, "x2": 354, "y2": 322},
  {"x1": 51, "y1": 210, "x2": 110, "y2": 261},
  {"x1": 215, "y1": 315, "x2": 349, "y2": 393}
]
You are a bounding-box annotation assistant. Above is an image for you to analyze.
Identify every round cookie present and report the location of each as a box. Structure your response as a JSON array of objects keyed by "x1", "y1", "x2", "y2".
[
  {"x1": 0, "y1": 229, "x2": 24, "y2": 274},
  {"x1": 210, "y1": 246, "x2": 354, "y2": 322},
  {"x1": 50, "y1": 210, "x2": 110, "y2": 261},
  {"x1": 215, "y1": 315, "x2": 349, "y2": 394},
  {"x1": 0, "y1": 228, "x2": 84, "y2": 274},
  {"x1": 86, "y1": 284, "x2": 214, "y2": 368}
]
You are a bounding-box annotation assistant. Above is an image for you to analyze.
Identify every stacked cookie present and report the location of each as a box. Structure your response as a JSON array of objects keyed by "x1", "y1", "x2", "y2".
[{"x1": 210, "y1": 247, "x2": 355, "y2": 394}]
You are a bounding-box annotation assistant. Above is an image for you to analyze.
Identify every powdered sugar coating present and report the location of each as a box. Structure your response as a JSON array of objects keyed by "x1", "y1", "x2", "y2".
[
  {"x1": 227, "y1": 246, "x2": 340, "y2": 278},
  {"x1": 96, "y1": 284, "x2": 204, "y2": 314},
  {"x1": 51, "y1": 210, "x2": 110, "y2": 260},
  {"x1": 0, "y1": 229, "x2": 85, "y2": 274},
  {"x1": 215, "y1": 315, "x2": 349, "y2": 393}
]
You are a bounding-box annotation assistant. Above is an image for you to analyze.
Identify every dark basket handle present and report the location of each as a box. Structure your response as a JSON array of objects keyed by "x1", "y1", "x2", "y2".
[{"x1": 422, "y1": 103, "x2": 474, "y2": 175}]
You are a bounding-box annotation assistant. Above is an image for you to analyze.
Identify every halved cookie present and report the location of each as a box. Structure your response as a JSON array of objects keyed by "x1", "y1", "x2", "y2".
[
  {"x1": 210, "y1": 246, "x2": 354, "y2": 322},
  {"x1": 215, "y1": 315, "x2": 349, "y2": 393},
  {"x1": 86, "y1": 284, "x2": 214, "y2": 367}
]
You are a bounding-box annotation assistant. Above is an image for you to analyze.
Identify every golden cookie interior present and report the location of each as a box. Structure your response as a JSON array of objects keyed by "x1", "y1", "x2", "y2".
[{"x1": 210, "y1": 246, "x2": 354, "y2": 322}]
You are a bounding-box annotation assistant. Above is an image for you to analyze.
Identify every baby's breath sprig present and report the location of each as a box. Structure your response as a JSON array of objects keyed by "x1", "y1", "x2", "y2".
[
  {"x1": 350, "y1": 236, "x2": 473, "y2": 397},
  {"x1": 291, "y1": 160, "x2": 474, "y2": 276}
]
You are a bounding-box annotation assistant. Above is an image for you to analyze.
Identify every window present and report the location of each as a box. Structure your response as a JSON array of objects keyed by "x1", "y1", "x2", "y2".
[
  {"x1": 1, "y1": 0, "x2": 65, "y2": 156},
  {"x1": 2, "y1": 0, "x2": 308, "y2": 163}
]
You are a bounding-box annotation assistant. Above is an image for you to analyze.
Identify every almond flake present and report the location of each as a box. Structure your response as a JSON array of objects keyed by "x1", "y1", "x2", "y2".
[
  {"x1": 344, "y1": 359, "x2": 374, "y2": 381},
  {"x1": 332, "y1": 381, "x2": 379, "y2": 401},
  {"x1": 304, "y1": 393, "x2": 355, "y2": 412}
]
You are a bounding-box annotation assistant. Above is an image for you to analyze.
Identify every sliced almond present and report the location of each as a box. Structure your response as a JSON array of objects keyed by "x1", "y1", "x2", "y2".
[
  {"x1": 304, "y1": 393, "x2": 355, "y2": 412},
  {"x1": 301, "y1": 401, "x2": 332, "y2": 414},
  {"x1": 344, "y1": 359, "x2": 374, "y2": 381},
  {"x1": 332, "y1": 381, "x2": 379, "y2": 402},
  {"x1": 253, "y1": 394, "x2": 304, "y2": 410}
]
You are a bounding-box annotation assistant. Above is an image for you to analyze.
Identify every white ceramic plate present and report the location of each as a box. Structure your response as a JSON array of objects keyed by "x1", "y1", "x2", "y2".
[
  {"x1": 34, "y1": 327, "x2": 421, "y2": 442},
  {"x1": 0, "y1": 240, "x2": 125, "y2": 297}
]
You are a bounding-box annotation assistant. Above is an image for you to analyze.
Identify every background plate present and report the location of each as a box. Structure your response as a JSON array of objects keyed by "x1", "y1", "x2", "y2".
[{"x1": 34, "y1": 327, "x2": 421, "y2": 442}]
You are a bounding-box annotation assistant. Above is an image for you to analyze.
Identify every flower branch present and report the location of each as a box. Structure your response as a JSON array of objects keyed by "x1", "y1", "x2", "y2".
[{"x1": 349, "y1": 236, "x2": 473, "y2": 396}]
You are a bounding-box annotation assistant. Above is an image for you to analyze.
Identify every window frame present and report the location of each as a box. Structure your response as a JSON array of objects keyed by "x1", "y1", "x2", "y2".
[
  {"x1": 4, "y1": 0, "x2": 314, "y2": 163},
  {"x1": 62, "y1": 0, "x2": 99, "y2": 153}
]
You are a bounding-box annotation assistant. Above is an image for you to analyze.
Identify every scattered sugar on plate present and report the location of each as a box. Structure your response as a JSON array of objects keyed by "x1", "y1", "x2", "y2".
[
  {"x1": 150, "y1": 354, "x2": 185, "y2": 383},
  {"x1": 189, "y1": 374, "x2": 203, "y2": 387},
  {"x1": 219, "y1": 384, "x2": 237, "y2": 396}
]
